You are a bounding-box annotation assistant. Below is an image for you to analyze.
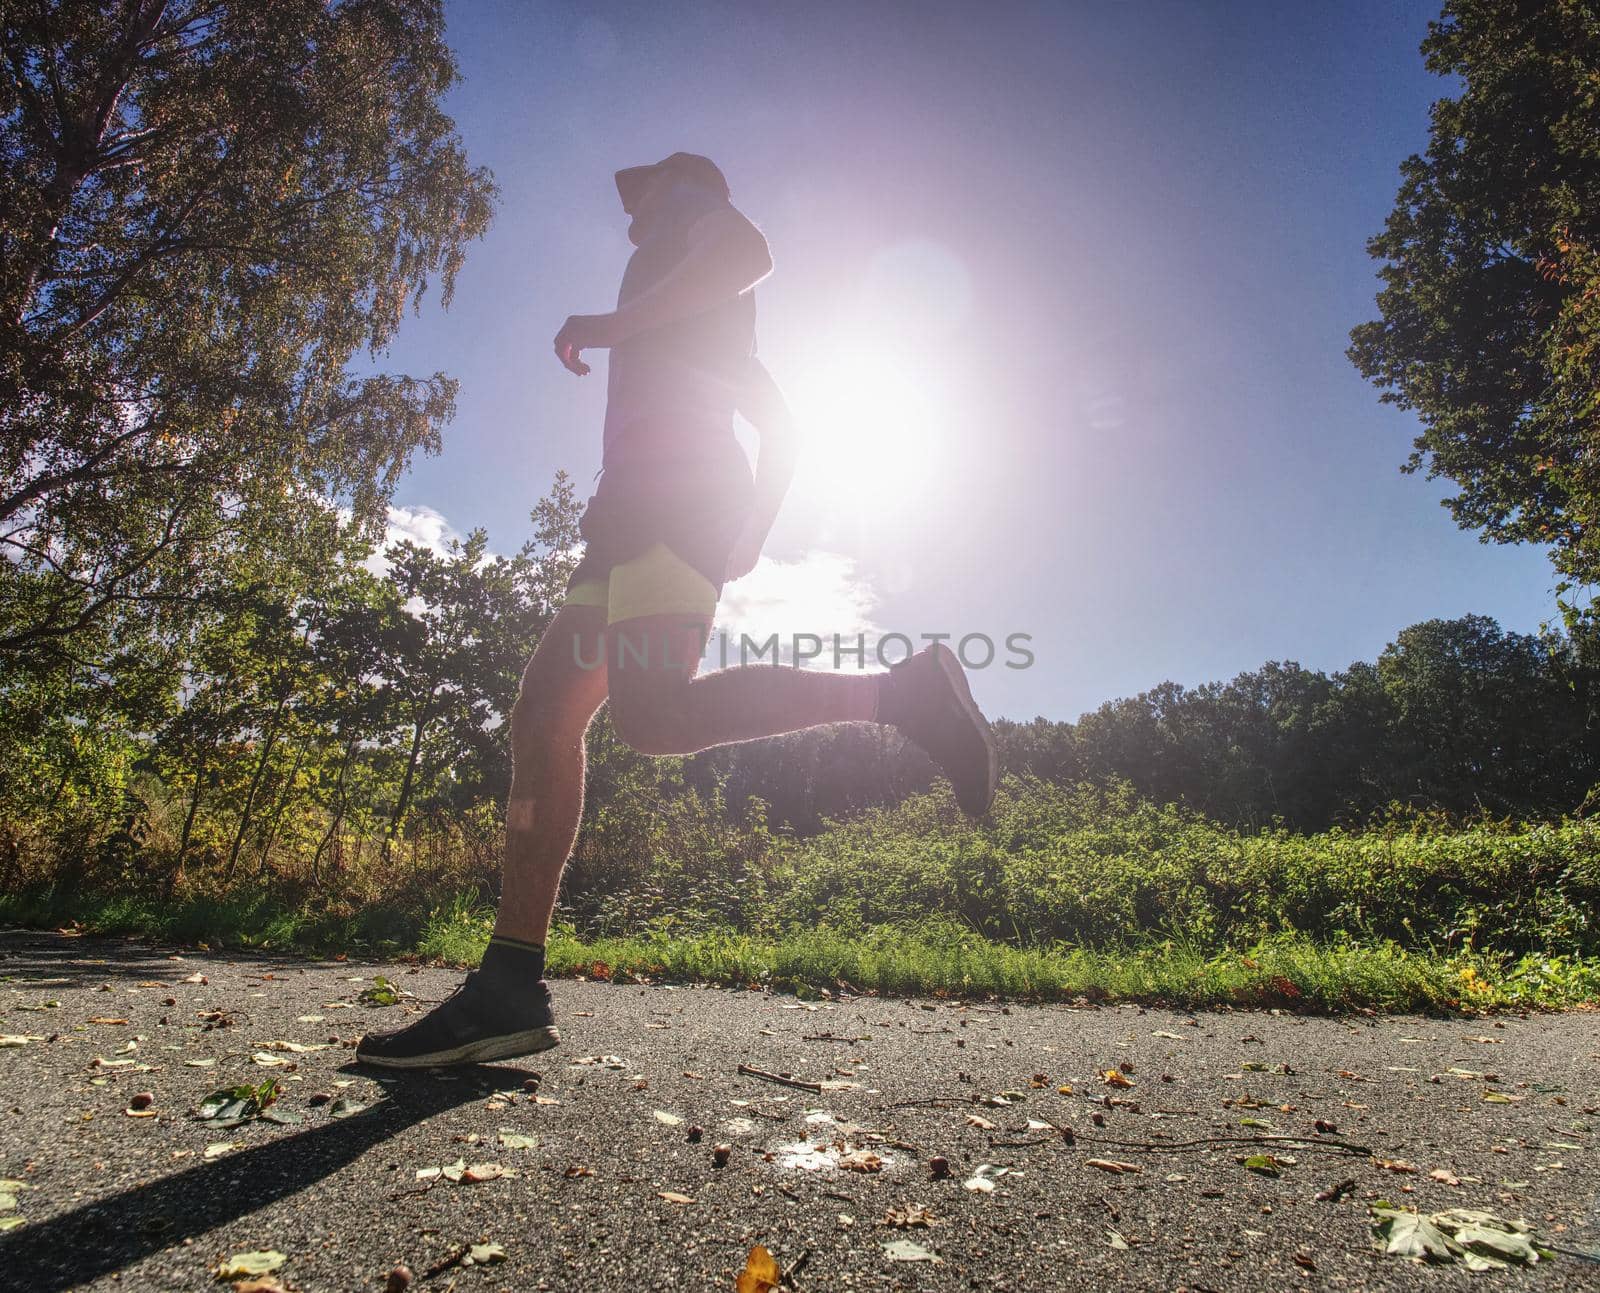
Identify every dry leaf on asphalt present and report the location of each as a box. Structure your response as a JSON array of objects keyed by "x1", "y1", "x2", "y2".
[
  {"x1": 883, "y1": 1239, "x2": 942, "y2": 1262},
  {"x1": 882, "y1": 1204, "x2": 935, "y2": 1228},
  {"x1": 1085, "y1": 1158, "x2": 1142, "y2": 1175},
  {"x1": 735, "y1": 1244, "x2": 781, "y2": 1293},
  {"x1": 216, "y1": 1251, "x2": 286, "y2": 1279},
  {"x1": 658, "y1": 1190, "x2": 695, "y2": 1204},
  {"x1": 461, "y1": 1163, "x2": 512, "y2": 1183},
  {"x1": 1100, "y1": 1069, "x2": 1134, "y2": 1088}
]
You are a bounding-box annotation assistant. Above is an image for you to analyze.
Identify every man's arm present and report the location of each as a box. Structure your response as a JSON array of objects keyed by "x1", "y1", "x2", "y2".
[
  {"x1": 554, "y1": 205, "x2": 772, "y2": 375},
  {"x1": 725, "y1": 357, "x2": 799, "y2": 582}
]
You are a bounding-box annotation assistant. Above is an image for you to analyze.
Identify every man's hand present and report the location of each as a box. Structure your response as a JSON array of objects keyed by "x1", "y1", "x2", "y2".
[{"x1": 553, "y1": 313, "x2": 619, "y2": 376}]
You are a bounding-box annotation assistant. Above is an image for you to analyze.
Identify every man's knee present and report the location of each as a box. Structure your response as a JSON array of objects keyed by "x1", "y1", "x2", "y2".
[{"x1": 510, "y1": 666, "x2": 602, "y2": 754}]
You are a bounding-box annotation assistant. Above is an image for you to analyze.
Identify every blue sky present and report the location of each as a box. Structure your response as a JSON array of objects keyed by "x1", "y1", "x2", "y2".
[{"x1": 368, "y1": 0, "x2": 1565, "y2": 723}]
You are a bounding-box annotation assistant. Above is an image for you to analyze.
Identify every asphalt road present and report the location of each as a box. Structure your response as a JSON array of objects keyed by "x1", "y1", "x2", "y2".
[{"x1": 1, "y1": 930, "x2": 1597, "y2": 1291}]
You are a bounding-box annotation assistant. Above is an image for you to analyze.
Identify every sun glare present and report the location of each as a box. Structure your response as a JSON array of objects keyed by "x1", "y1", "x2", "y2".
[{"x1": 784, "y1": 348, "x2": 943, "y2": 510}]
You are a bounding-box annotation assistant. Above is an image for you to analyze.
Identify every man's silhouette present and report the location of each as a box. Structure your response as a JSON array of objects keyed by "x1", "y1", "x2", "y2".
[{"x1": 359, "y1": 153, "x2": 995, "y2": 1067}]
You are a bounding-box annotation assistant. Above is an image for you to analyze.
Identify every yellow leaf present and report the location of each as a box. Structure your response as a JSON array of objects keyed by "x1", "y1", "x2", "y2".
[
  {"x1": 1101, "y1": 1068, "x2": 1134, "y2": 1088},
  {"x1": 735, "y1": 1244, "x2": 781, "y2": 1293}
]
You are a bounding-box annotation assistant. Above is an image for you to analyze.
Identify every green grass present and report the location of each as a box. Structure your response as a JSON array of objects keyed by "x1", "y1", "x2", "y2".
[
  {"x1": 6, "y1": 777, "x2": 1600, "y2": 1014},
  {"x1": 7, "y1": 886, "x2": 1594, "y2": 1013}
]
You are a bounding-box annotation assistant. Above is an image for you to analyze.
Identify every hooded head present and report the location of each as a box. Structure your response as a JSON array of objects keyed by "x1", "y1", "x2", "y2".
[{"x1": 614, "y1": 152, "x2": 730, "y2": 246}]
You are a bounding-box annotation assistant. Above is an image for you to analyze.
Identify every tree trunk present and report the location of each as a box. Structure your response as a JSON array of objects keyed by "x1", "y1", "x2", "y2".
[
  {"x1": 225, "y1": 690, "x2": 291, "y2": 882},
  {"x1": 385, "y1": 695, "x2": 433, "y2": 856},
  {"x1": 169, "y1": 752, "x2": 207, "y2": 900},
  {"x1": 311, "y1": 736, "x2": 357, "y2": 890},
  {"x1": 256, "y1": 742, "x2": 307, "y2": 879}
]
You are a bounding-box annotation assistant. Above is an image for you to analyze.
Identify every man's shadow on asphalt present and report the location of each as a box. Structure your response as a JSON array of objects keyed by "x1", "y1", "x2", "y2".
[{"x1": 0, "y1": 1063, "x2": 532, "y2": 1291}]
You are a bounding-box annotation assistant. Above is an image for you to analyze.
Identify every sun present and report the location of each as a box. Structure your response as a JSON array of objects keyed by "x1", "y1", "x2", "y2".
[{"x1": 781, "y1": 348, "x2": 943, "y2": 510}]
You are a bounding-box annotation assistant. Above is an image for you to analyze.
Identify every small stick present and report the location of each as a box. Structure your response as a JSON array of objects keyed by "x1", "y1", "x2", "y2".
[
  {"x1": 1084, "y1": 1132, "x2": 1371, "y2": 1156},
  {"x1": 882, "y1": 1096, "x2": 982, "y2": 1110},
  {"x1": 802, "y1": 1033, "x2": 870, "y2": 1042},
  {"x1": 422, "y1": 1246, "x2": 467, "y2": 1279},
  {"x1": 782, "y1": 1248, "x2": 812, "y2": 1288},
  {"x1": 737, "y1": 1063, "x2": 824, "y2": 1092}
]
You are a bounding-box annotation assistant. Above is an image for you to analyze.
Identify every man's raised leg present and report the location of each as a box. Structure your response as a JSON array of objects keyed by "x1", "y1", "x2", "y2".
[{"x1": 604, "y1": 614, "x2": 996, "y2": 816}]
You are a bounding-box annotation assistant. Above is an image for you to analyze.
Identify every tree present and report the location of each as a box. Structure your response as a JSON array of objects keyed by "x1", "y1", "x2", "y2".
[
  {"x1": 1348, "y1": 0, "x2": 1600, "y2": 618},
  {"x1": 0, "y1": 0, "x2": 495, "y2": 662}
]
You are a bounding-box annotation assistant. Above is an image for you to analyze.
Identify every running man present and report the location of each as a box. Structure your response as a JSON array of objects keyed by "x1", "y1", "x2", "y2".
[{"x1": 358, "y1": 153, "x2": 996, "y2": 1068}]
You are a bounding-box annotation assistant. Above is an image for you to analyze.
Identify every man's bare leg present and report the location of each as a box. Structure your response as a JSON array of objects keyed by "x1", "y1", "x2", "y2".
[
  {"x1": 493, "y1": 603, "x2": 610, "y2": 946},
  {"x1": 603, "y1": 615, "x2": 995, "y2": 820},
  {"x1": 355, "y1": 604, "x2": 609, "y2": 1068},
  {"x1": 603, "y1": 614, "x2": 876, "y2": 754}
]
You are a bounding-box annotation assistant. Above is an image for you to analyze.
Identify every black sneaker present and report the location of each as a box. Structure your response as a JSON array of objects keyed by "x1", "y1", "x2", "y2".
[
  {"x1": 355, "y1": 970, "x2": 559, "y2": 1069},
  {"x1": 879, "y1": 643, "x2": 998, "y2": 818}
]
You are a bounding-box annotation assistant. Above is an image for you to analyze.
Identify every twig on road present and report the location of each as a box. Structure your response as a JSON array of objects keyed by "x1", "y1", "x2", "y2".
[
  {"x1": 737, "y1": 1063, "x2": 824, "y2": 1092},
  {"x1": 881, "y1": 1096, "x2": 983, "y2": 1110},
  {"x1": 1083, "y1": 1132, "x2": 1372, "y2": 1157}
]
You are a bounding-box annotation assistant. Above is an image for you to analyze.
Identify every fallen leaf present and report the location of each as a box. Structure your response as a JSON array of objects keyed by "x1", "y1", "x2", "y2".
[
  {"x1": 497, "y1": 1131, "x2": 539, "y2": 1151},
  {"x1": 464, "y1": 1243, "x2": 506, "y2": 1266},
  {"x1": 963, "y1": 1163, "x2": 1014, "y2": 1191},
  {"x1": 1108, "y1": 1229, "x2": 1129, "y2": 1250},
  {"x1": 658, "y1": 1190, "x2": 695, "y2": 1204},
  {"x1": 883, "y1": 1239, "x2": 942, "y2": 1262},
  {"x1": 1376, "y1": 1159, "x2": 1419, "y2": 1174},
  {"x1": 653, "y1": 1110, "x2": 683, "y2": 1127},
  {"x1": 1101, "y1": 1068, "x2": 1134, "y2": 1088},
  {"x1": 964, "y1": 1113, "x2": 997, "y2": 1130},
  {"x1": 205, "y1": 1142, "x2": 241, "y2": 1160},
  {"x1": 1430, "y1": 1168, "x2": 1461, "y2": 1186},
  {"x1": 1242, "y1": 1154, "x2": 1283, "y2": 1177},
  {"x1": 882, "y1": 1204, "x2": 934, "y2": 1229},
  {"x1": 840, "y1": 1149, "x2": 884, "y2": 1173},
  {"x1": 461, "y1": 1162, "x2": 512, "y2": 1183},
  {"x1": 735, "y1": 1244, "x2": 781, "y2": 1293},
  {"x1": 216, "y1": 1251, "x2": 286, "y2": 1279}
]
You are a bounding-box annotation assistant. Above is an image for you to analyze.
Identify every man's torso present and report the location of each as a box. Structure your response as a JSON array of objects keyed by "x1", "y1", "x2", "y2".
[{"x1": 602, "y1": 180, "x2": 756, "y2": 471}]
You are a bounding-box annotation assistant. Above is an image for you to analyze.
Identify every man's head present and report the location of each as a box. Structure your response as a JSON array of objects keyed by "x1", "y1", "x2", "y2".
[{"x1": 615, "y1": 152, "x2": 729, "y2": 246}]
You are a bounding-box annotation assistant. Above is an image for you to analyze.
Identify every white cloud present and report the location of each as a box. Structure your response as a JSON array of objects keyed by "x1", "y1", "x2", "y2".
[
  {"x1": 362, "y1": 504, "x2": 463, "y2": 578},
  {"x1": 713, "y1": 549, "x2": 881, "y2": 666}
]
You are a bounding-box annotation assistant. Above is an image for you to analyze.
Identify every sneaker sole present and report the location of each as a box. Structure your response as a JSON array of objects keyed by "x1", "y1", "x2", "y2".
[
  {"x1": 929, "y1": 643, "x2": 997, "y2": 817},
  {"x1": 356, "y1": 1025, "x2": 560, "y2": 1070}
]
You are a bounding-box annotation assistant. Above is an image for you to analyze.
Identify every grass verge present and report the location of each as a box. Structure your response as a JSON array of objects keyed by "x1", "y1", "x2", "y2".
[{"x1": 4, "y1": 888, "x2": 1595, "y2": 1014}]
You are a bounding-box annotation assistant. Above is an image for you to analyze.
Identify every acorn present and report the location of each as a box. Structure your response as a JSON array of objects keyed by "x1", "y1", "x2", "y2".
[
  {"x1": 385, "y1": 1265, "x2": 414, "y2": 1293},
  {"x1": 128, "y1": 1091, "x2": 154, "y2": 1110},
  {"x1": 711, "y1": 1144, "x2": 732, "y2": 1168},
  {"x1": 686, "y1": 1124, "x2": 704, "y2": 1143},
  {"x1": 929, "y1": 1155, "x2": 951, "y2": 1180}
]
